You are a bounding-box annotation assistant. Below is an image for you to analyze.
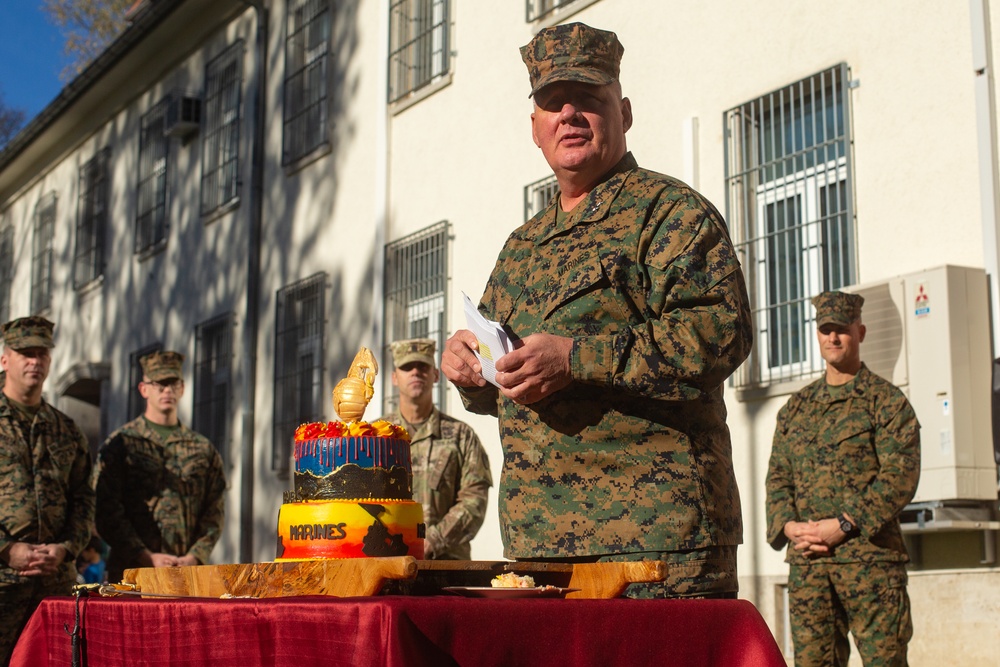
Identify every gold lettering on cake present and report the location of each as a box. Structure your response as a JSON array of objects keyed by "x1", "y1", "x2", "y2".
[{"x1": 288, "y1": 523, "x2": 348, "y2": 540}]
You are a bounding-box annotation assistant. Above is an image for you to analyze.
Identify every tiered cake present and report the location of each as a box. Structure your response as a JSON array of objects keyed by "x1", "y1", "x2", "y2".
[{"x1": 275, "y1": 348, "x2": 425, "y2": 560}]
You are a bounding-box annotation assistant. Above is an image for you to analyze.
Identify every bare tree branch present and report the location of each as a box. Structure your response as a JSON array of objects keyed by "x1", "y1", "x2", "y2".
[
  {"x1": 0, "y1": 88, "x2": 27, "y2": 149},
  {"x1": 42, "y1": 0, "x2": 133, "y2": 80}
]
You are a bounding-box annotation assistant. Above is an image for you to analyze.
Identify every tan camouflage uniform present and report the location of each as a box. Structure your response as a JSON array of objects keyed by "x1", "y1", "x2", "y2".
[
  {"x1": 766, "y1": 293, "x2": 921, "y2": 666},
  {"x1": 460, "y1": 151, "x2": 753, "y2": 596},
  {"x1": 0, "y1": 317, "x2": 95, "y2": 665},
  {"x1": 379, "y1": 406, "x2": 492, "y2": 559},
  {"x1": 97, "y1": 416, "x2": 225, "y2": 582}
]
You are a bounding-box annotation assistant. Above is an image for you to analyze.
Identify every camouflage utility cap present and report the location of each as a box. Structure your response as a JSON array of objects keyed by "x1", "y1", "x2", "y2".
[
  {"x1": 812, "y1": 291, "x2": 865, "y2": 327},
  {"x1": 141, "y1": 350, "x2": 185, "y2": 381},
  {"x1": 1, "y1": 316, "x2": 55, "y2": 350},
  {"x1": 520, "y1": 22, "x2": 624, "y2": 97},
  {"x1": 391, "y1": 338, "x2": 436, "y2": 368}
]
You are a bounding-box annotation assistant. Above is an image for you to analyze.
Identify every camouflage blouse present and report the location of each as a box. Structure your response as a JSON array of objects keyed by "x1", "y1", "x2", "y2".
[
  {"x1": 766, "y1": 364, "x2": 921, "y2": 564},
  {"x1": 0, "y1": 395, "x2": 95, "y2": 586},
  {"x1": 380, "y1": 407, "x2": 492, "y2": 559},
  {"x1": 96, "y1": 416, "x2": 226, "y2": 579},
  {"x1": 460, "y1": 152, "x2": 753, "y2": 559}
]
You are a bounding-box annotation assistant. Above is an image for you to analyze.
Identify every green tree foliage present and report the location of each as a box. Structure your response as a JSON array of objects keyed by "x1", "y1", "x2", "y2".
[
  {"x1": 0, "y1": 89, "x2": 26, "y2": 149},
  {"x1": 43, "y1": 0, "x2": 133, "y2": 80}
]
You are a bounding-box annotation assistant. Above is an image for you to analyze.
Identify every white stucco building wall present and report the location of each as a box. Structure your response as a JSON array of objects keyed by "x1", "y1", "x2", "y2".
[{"x1": 2, "y1": 1, "x2": 998, "y2": 662}]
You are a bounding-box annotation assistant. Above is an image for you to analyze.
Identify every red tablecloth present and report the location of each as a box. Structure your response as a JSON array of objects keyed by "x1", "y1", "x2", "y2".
[{"x1": 11, "y1": 594, "x2": 785, "y2": 667}]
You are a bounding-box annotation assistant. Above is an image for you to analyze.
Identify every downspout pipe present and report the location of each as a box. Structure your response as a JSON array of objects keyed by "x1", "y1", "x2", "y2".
[
  {"x1": 371, "y1": 0, "x2": 391, "y2": 410},
  {"x1": 970, "y1": 0, "x2": 1000, "y2": 356},
  {"x1": 239, "y1": 0, "x2": 268, "y2": 563}
]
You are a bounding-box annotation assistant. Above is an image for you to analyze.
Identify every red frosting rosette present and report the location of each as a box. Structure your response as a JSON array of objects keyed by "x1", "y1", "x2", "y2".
[{"x1": 293, "y1": 418, "x2": 410, "y2": 442}]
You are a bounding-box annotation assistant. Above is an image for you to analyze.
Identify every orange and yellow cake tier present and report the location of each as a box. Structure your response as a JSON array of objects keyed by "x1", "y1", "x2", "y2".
[{"x1": 275, "y1": 420, "x2": 425, "y2": 561}]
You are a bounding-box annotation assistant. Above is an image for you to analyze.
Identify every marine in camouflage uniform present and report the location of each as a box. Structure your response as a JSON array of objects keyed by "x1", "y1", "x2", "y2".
[
  {"x1": 380, "y1": 338, "x2": 492, "y2": 560},
  {"x1": 766, "y1": 291, "x2": 920, "y2": 666},
  {"x1": 0, "y1": 317, "x2": 95, "y2": 666},
  {"x1": 96, "y1": 351, "x2": 226, "y2": 583},
  {"x1": 443, "y1": 23, "x2": 752, "y2": 597}
]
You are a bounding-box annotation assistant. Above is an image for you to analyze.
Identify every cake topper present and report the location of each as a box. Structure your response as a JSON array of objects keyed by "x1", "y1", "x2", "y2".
[{"x1": 333, "y1": 347, "x2": 378, "y2": 422}]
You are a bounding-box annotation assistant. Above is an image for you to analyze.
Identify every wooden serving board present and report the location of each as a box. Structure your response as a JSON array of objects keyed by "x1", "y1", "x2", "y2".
[
  {"x1": 122, "y1": 556, "x2": 418, "y2": 598},
  {"x1": 120, "y1": 558, "x2": 665, "y2": 599}
]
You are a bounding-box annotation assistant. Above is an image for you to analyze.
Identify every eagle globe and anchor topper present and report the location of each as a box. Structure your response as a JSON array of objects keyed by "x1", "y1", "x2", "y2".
[{"x1": 275, "y1": 347, "x2": 426, "y2": 561}]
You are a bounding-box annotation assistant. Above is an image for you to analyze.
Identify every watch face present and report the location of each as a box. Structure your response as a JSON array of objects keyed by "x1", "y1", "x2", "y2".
[{"x1": 839, "y1": 517, "x2": 853, "y2": 533}]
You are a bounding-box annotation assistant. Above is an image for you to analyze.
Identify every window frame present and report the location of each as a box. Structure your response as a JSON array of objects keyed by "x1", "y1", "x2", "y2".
[
  {"x1": 382, "y1": 221, "x2": 450, "y2": 415},
  {"x1": 75, "y1": 148, "x2": 110, "y2": 289},
  {"x1": 201, "y1": 41, "x2": 244, "y2": 216},
  {"x1": 524, "y1": 174, "x2": 559, "y2": 221},
  {"x1": 387, "y1": 0, "x2": 450, "y2": 104},
  {"x1": 194, "y1": 314, "x2": 233, "y2": 466},
  {"x1": 724, "y1": 64, "x2": 856, "y2": 391},
  {"x1": 136, "y1": 99, "x2": 170, "y2": 254},
  {"x1": 31, "y1": 192, "x2": 57, "y2": 315},
  {"x1": 273, "y1": 272, "x2": 327, "y2": 472},
  {"x1": 0, "y1": 225, "x2": 13, "y2": 323},
  {"x1": 525, "y1": 0, "x2": 601, "y2": 24},
  {"x1": 283, "y1": 0, "x2": 332, "y2": 165}
]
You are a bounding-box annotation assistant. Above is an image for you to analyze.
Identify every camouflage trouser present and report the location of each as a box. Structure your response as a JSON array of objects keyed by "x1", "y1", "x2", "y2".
[
  {"x1": 0, "y1": 579, "x2": 72, "y2": 667},
  {"x1": 788, "y1": 561, "x2": 912, "y2": 667}
]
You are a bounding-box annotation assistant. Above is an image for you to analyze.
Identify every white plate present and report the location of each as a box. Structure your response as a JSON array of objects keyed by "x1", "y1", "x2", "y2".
[{"x1": 441, "y1": 586, "x2": 579, "y2": 599}]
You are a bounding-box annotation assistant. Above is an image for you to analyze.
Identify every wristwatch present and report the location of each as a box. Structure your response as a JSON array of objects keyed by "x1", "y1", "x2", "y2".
[{"x1": 838, "y1": 514, "x2": 856, "y2": 535}]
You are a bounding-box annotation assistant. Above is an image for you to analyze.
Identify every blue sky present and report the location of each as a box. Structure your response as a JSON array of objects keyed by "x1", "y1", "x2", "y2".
[{"x1": 0, "y1": 2, "x2": 68, "y2": 121}]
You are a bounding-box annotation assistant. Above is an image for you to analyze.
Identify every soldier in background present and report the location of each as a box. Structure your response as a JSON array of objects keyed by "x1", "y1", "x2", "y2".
[
  {"x1": 96, "y1": 351, "x2": 226, "y2": 582},
  {"x1": 766, "y1": 291, "x2": 921, "y2": 666},
  {"x1": 0, "y1": 317, "x2": 95, "y2": 666},
  {"x1": 379, "y1": 338, "x2": 492, "y2": 560},
  {"x1": 441, "y1": 23, "x2": 752, "y2": 597}
]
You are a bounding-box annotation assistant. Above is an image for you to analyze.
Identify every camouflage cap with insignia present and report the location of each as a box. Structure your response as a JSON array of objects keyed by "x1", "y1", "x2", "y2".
[
  {"x1": 812, "y1": 291, "x2": 865, "y2": 327},
  {"x1": 520, "y1": 22, "x2": 624, "y2": 97},
  {"x1": 1, "y1": 316, "x2": 55, "y2": 350},
  {"x1": 140, "y1": 350, "x2": 185, "y2": 381},
  {"x1": 390, "y1": 338, "x2": 436, "y2": 368}
]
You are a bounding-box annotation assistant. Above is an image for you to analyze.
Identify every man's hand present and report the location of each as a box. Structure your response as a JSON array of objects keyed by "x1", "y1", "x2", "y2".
[
  {"x1": 176, "y1": 554, "x2": 199, "y2": 567},
  {"x1": 494, "y1": 332, "x2": 573, "y2": 405},
  {"x1": 139, "y1": 550, "x2": 183, "y2": 568},
  {"x1": 441, "y1": 330, "x2": 487, "y2": 388},
  {"x1": 150, "y1": 553, "x2": 181, "y2": 567},
  {"x1": 2, "y1": 542, "x2": 67, "y2": 576},
  {"x1": 784, "y1": 518, "x2": 850, "y2": 558}
]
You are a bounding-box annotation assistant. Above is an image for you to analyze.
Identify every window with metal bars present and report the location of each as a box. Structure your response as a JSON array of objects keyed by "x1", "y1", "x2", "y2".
[
  {"x1": 201, "y1": 42, "x2": 243, "y2": 215},
  {"x1": 273, "y1": 273, "x2": 327, "y2": 471},
  {"x1": 0, "y1": 225, "x2": 13, "y2": 323},
  {"x1": 524, "y1": 174, "x2": 559, "y2": 220},
  {"x1": 31, "y1": 192, "x2": 56, "y2": 314},
  {"x1": 525, "y1": 0, "x2": 578, "y2": 22},
  {"x1": 283, "y1": 0, "x2": 331, "y2": 164},
  {"x1": 388, "y1": 0, "x2": 449, "y2": 103},
  {"x1": 129, "y1": 343, "x2": 163, "y2": 419},
  {"x1": 194, "y1": 314, "x2": 232, "y2": 465},
  {"x1": 382, "y1": 221, "x2": 449, "y2": 414},
  {"x1": 724, "y1": 64, "x2": 856, "y2": 388},
  {"x1": 75, "y1": 148, "x2": 110, "y2": 289},
  {"x1": 136, "y1": 100, "x2": 169, "y2": 253}
]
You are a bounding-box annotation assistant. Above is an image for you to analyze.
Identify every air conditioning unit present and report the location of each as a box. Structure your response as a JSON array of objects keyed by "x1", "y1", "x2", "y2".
[
  {"x1": 848, "y1": 265, "x2": 996, "y2": 502},
  {"x1": 164, "y1": 94, "x2": 201, "y2": 138}
]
